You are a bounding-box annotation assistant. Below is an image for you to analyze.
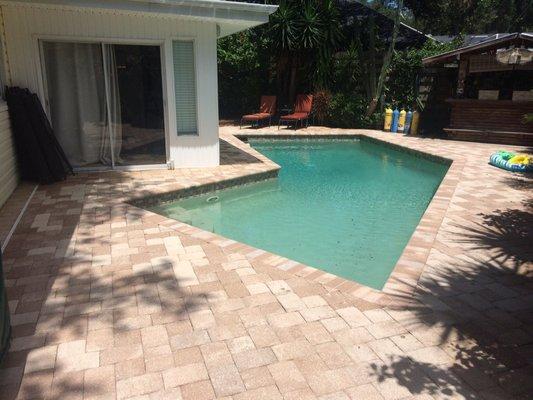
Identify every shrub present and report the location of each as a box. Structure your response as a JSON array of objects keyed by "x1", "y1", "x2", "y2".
[
  {"x1": 217, "y1": 30, "x2": 270, "y2": 118},
  {"x1": 325, "y1": 93, "x2": 383, "y2": 129},
  {"x1": 386, "y1": 38, "x2": 462, "y2": 109},
  {"x1": 312, "y1": 90, "x2": 332, "y2": 125}
]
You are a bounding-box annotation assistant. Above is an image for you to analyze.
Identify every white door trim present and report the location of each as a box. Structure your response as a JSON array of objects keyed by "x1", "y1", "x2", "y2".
[{"x1": 35, "y1": 35, "x2": 171, "y2": 170}]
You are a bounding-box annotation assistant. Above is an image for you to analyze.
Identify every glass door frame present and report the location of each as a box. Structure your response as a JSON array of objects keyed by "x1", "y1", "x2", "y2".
[{"x1": 37, "y1": 35, "x2": 170, "y2": 172}]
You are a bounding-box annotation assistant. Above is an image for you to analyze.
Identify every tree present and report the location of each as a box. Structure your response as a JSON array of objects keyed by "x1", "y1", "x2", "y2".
[
  {"x1": 366, "y1": 0, "x2": 403, "y2": 117},
  {"x1": 404, "y1": 0, "x2": 533, "y2": 35},
  {"x1": 489, "y1": 0, "x2": 533, "y2": 32},
  {"x1": 268, "y1": 0, "x2": 343, "y2": 105},
  {"x1": 387, "y1": 38, "x2": 462, "y2": 108},
  {"x1": 217, "y1": 29, "x2": 271, "y2": 117},
  {"x1": 366, "y1": 0, "x2": 416, "y2": 26}
]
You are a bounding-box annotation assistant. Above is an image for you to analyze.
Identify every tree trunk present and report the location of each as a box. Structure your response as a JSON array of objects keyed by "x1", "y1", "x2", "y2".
[
  {"x1": 366, "y1": 15, "x2": 377, "y2": 103},
  {"x1": 366, "y1": 0, "x2": 403, "y2": 117},
  {"x1": 276, "y1": 53, "x2": 287, "y2": 105}
]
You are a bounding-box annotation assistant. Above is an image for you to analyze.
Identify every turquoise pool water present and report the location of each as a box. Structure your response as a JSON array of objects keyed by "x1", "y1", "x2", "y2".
[{"x1": 152, "y1": 139, "x2": 448, "y2": 289}]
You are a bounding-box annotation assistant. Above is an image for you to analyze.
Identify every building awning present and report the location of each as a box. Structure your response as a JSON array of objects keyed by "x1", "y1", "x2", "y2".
[
  {"x1": 0, "y1": 0, "x2": 278, "y2": 37},
  {"x1": 422, "y1": 32, "x2": 533, "y2": 66}
]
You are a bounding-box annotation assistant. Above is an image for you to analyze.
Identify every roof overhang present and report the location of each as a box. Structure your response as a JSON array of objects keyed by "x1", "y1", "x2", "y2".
[
  {"x1": 422, "y1": 32, "x2": 533, "y2": 66},
  {"x1": 0, "y1": 0, "x2": 278, "y2": 37}
]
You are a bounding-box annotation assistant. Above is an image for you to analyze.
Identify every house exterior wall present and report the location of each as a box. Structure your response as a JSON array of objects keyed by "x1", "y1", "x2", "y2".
[
  {"x1": 0, "y1": 3, "x2": 220, "y2": 167},
  {"x1": 0, "y1": 101, "x2": 17, "y2": 207}
]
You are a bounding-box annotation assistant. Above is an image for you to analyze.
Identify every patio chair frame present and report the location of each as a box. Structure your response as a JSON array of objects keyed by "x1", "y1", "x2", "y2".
[
  {"x1": 278, "y1": 114, "x2": 312, "y2": 130},
  {"x1": 278, "y1": 94, "x2": 314, "y2": 130},
  {"x1": 239, "y1": 95, "x2": 277, "y2": 129},
  {"x1": 240, "y1": 114, "x2": 273, "y2": 129}
]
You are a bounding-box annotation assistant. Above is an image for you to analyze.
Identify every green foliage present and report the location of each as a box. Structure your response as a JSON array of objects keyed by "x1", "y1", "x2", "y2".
[
  {"x1": 268, "y1": 0, "x2": 343, "y2": 98},
  {"x1": 325, "y1": 35, "x2": 461, "y2": 126},
  {"x1": 331, "y1": 42, "x2": 364, "y2": 95},
  {"x1": 312, "y1": 90, "x2": 331, "y2": 124},
  {"x1": 217, "y1": 30, "x2": 271, "y2": 118},
  {"x1": 386, "y1": 38, "x2": 461, "y2": 108},
  {"x1": 324, "y1": 93, "x2": 382, "y2": 129},
  {"x1": 217, "y1": 0, "x2": 488, "y2": 127},
  {"x1": 321, "y1": 46, "x2": 379, "y2": 128},
  {"x1": 217, "y1": 0, "x2": 343, "y2": 116},
  {"x1": 268, "y1": 0, "x2": 342, "y2": 52},
  {"x1": 404, "y1": 0, "x2": 533, "y2": 34},
  {"x1": 298, "y1": 2, "x2": 324, "y2": 49},
  {"x1": 268, "y1": 1, "x2": 297, "y2": 50},
  {"x1": 365, "y1": 0, "x2": 416, "y2": 26}
]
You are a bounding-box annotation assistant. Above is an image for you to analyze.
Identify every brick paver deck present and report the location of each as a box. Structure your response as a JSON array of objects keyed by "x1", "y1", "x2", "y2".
[{"x1": 0, "y1": 127, "x2": 531, "y2": 400}]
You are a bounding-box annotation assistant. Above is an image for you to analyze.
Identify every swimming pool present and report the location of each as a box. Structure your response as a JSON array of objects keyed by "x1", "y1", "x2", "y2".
[{"x1": 151, "y1": 139, "x2": 449, "y2": 289}]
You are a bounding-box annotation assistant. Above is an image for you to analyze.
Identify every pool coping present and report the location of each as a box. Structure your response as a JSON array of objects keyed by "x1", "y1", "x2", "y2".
[
  {"x1": 128, "y1": 130, "x2": 464, "y2": 307},
  {"x1": 129, "y1": 168, "x2": 280, "y2": 208},
  {"x1": 239, "y1": 133, "x2": 452, "y2": 166}
]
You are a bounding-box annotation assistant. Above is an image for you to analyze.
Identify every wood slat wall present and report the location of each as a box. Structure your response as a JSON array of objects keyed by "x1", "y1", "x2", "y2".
[
  {"x1": 0, "y1": 101, "x2": 18, "y2": 208},
  {"x1": 448, "y1": 100, "x2": 533, "y2": 133},
  {"x1": 444, "y1": 129, "x2": 533, "y2": 146}
]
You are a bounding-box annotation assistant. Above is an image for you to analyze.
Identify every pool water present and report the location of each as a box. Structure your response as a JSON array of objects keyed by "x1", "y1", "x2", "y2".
[{"x1": 151, "y1": 139, "x2": 448, "y2": 289}]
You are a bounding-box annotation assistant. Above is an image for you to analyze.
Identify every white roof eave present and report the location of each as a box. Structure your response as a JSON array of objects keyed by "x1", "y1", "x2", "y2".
[{"x1": 0, "y1": 0, "x2": 278, "y2": 28}]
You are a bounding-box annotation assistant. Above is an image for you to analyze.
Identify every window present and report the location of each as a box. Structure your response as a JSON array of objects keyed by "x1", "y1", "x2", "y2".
[{"x1": 173, "y1": 40, "x2": 198, "y2": 136}]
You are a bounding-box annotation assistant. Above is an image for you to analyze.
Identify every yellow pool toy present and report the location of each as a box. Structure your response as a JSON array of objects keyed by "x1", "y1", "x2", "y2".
[
  {"x1": 490, "y1": 151, "x2": 533, "y2": 172},
  {"x1": 508, "y1": 154, "x2": 531, "y2": 165}
]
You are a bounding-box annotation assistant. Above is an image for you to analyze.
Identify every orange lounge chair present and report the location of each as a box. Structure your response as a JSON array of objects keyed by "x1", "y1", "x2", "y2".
[
  {"x1": 279, "y1": 94, "x2": 313, "y2": 130},
  {"x1": 240, "y1": 96, "x2": 277, "y2": 128}
]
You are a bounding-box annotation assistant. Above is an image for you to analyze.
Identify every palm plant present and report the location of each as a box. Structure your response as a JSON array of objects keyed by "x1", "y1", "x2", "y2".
[{"x1": 269, "y1": 0, "x2": 343, "y2": 105}]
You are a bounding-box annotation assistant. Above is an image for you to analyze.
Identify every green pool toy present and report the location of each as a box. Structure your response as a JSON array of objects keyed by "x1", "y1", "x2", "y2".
[{"x1": 490, "y1": 150, "x2": 533, "y2": 172}]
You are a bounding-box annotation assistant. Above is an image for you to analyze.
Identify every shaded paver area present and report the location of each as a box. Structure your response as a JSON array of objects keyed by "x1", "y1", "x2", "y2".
[
  {"x1": 0, "y1": 183, "x2": 37, "y2": 248},
  {"x1": 0, "y1": 128, "x2": 531, "y2": 399}
]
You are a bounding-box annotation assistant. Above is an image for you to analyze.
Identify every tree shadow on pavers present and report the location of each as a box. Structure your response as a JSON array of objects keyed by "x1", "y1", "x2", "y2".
[
  {"x1": 500, "y1": 174, "x2": 533, "y2": 192},
  {"x1": 2, "y1": 254, "x2": 209, "y2": 399},
  {"x1": 369, "y1": 314, "x2": 533, "y2": 399},
  {"x1": 454, "y1": 206, "x2": 533, "y2": 272},
  {"x1": 219, "y1": 137, "x2": 263, "y2": 165},
  {"x1": 0, "y1": 184, "x2": 210, "y2": 399},
  {"x1": 376, "y1": 208, "x2": 533, "y2": 399},
  {"x1": 1, "y1": 255, "x2": 209, "y2": 399},
  {"x1": 370, "y1": 356, "x2": 480, "y2": 400}
]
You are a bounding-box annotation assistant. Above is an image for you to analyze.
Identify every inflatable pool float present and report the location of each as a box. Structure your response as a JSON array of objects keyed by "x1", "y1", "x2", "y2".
[{"x1": 489, "y1": 151, "x2": 533, "y2": 172}]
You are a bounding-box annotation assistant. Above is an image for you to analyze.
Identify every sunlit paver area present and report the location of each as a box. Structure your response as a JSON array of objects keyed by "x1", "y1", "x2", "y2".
[{"x1": 0, "y1": 128, "x2": 531, "y2": 400}]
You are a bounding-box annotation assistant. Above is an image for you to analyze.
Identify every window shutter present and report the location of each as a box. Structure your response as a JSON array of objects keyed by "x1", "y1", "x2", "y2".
[{"x1": 173, "y1": 41, "x2": 198, "y2": 136}]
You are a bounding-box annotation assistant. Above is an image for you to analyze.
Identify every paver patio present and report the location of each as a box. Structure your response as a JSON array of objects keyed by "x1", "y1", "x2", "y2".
[{"x1": 0, "y1": 127, "x2": 531, "y2": 400}]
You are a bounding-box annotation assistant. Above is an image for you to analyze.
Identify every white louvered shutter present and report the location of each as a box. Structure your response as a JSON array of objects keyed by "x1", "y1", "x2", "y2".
[{"x1": 173, "y1": 41, "x2": 198, "y2": 135}]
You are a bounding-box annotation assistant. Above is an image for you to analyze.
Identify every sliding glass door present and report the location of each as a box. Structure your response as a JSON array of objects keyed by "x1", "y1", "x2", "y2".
[
  {"x1": 112, "y1": 45, "x2": 165, "y2": 166},
  {"x1": 42, "y1": 42, "x2": 107, "y2": 168},
  {"x1": 41, "y1": 41, "x2": 166, "y2": 169}
]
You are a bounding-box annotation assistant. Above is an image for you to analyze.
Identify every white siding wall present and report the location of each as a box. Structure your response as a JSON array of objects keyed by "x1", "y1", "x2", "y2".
[
  {"x1": 0, "y1": 101, "x2": 17, "y2": 207},
  {"x1": 1, "y1": 4, "x2": 220, "y2": 167}
]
